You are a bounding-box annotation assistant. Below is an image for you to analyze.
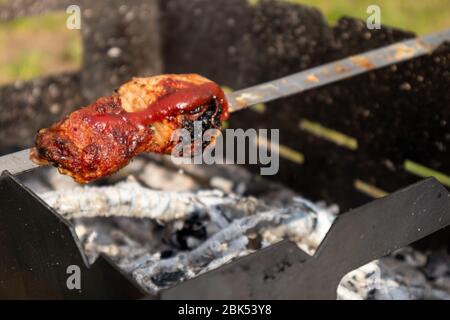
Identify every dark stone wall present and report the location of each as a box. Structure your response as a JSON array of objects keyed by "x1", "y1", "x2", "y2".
[
  {"x1": 161, "y1": 0, "x2": 333, "y2": 88},
  {"x1": 0, "y1": 73, "x2": 83, "y2": 154},
  {"x1": 80, "y1": 0, "x2": 162, "y2": 101}
]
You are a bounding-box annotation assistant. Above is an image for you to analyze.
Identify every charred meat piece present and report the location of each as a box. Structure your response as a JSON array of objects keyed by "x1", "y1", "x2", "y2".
[{"x1": 31, "y1": 74, "x2": 229, "y2": 183}]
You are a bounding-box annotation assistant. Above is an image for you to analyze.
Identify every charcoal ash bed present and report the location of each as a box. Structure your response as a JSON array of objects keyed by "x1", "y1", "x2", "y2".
[{"x1": 19, "y1": 155, "x2": 450, "y2": 300}]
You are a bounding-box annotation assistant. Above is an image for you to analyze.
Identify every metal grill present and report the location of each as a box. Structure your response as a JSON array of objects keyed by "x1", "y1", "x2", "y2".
[{"x1": 0, "y1": 0, "x2": 449, "y2": 299}]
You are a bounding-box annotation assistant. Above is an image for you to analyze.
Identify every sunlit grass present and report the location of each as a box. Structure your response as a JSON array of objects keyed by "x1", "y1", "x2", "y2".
[
  {"x1": 2, "y1": 51, "x2": 44, "y2": 80},
  {"x1": 0, "y1": 11, "x2": 66, "y2": 30},
  {"x1": 283, "y1": 0, "x2": 450, "y2": 34},
  {"x1": 404, "y1": 160, "x2": 450, "y2": 187},
  {"x1": 0, "y1": 11, "x2": 82, "y2": 84}
]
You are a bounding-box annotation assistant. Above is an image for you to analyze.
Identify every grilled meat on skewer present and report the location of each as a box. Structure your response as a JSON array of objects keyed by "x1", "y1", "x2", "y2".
[{"x1": 31, "y1": 74, "x2": 229, "y2": 183}]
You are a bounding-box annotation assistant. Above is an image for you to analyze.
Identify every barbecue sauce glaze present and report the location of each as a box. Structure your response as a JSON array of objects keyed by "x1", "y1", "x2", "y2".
[{"x1": 32, "y1": 74, "x2": 229, "y2": 183}]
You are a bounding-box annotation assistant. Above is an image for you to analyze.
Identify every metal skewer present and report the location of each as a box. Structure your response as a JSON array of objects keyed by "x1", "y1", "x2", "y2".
[{"x1": 1, "y1": 28, "x2": 450, "y2": 176}]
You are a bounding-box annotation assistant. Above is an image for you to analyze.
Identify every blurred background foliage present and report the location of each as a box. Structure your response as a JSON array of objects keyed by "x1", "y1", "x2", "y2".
[
  {"x1": 0, "y1": 12, "x2": 81, "y2": 85},
  {"x1": 293, "y1": 0, "x2": 450, "y2": 34},
  {"x1": 0, "y1": 0, "x2": 449, "y2": 85}
]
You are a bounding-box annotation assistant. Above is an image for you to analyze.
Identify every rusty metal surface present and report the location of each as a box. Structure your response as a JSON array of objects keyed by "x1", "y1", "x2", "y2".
[
  {"x1": 226, "y1": 28, "x2": 450, "y2": 112},
  {"x1": 0, "y1": 171, "x2": 146, "y2": 299},
  {"x1": 227, "y1": 17, "x2": 450, "y2": 213},
  {"x1": 161, "y1": 178, "x2": 450, "y2": 299}
]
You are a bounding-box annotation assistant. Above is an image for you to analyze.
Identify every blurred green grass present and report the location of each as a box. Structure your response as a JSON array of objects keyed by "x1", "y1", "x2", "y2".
[
  {"x1": 1, "y1": 11, "x2": 66, "y2": 30},
  {"x1": 0, "y1": 12, "x2": 82, "y2": 85},
  {"x1": 3, "y1": 51, "x2": 44, "y2": 80}
]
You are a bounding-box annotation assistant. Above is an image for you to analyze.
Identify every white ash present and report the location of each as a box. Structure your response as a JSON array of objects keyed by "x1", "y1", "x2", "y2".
[
  {"x1": 338, "y1": 248, "x2": 450, "y2": 300},
  {"x1": 40, "y1": 177, "x2": 250, "y2": 222},
  {"x1": 128, "y1": 200, "x2": 335, "y2": 293},
  {"x1": 27, "y1": 159, "x2": 450, "y2": 300},
  {"x1": 40, "y1": 177, "x2": 337, "y2": 293}
]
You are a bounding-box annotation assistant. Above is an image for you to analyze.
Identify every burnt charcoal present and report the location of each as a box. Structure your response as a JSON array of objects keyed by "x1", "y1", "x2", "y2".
[
  {"x1": 151, "y1": 270, "x2": 185, "y2": 287},
  {"x1": 173, "y1": 217, "x2": 208, "y2": 250},
  {"x1": 160, "y1": 249, "x2": 176, "y2": 259},
  {"x1": 182, "y1": 99, "x2": 223, "y2": 150},
  {"x1": 367, "y1": 289, "x2": 377, "y2": 299},
  {"x1": 246, "y1": 233, "x2": 263, "y2": 250},
  {"x1": 422, "y1": 249, "x2": 450, "y2": 280}
]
